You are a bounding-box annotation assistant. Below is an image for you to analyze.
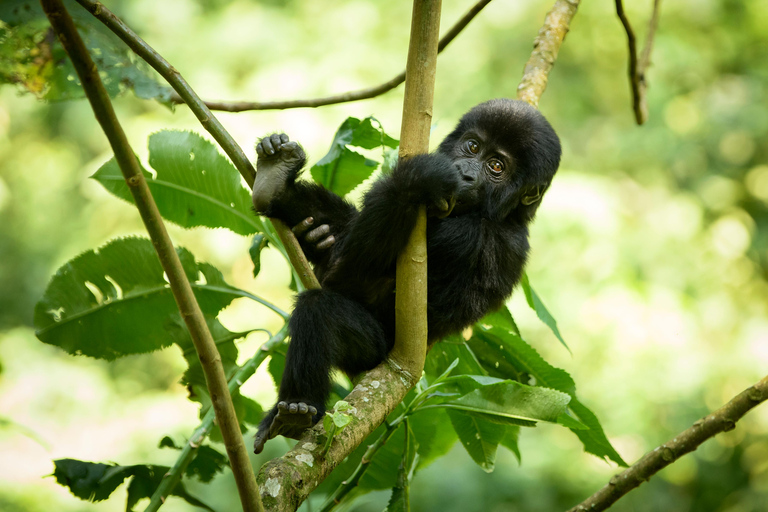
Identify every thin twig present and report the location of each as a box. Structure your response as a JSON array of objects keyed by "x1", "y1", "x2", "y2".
[
  {"x1": 39, "y1": 1, "x2": 264, "y2": 510},
  {"x1": 146, "y1": 327, "x2": 288, "y2": 512},
  {"x1": 568, "y1": 375, "x2": 768, "y2": 512},
  {"x1": 615, "y1": 0, "x2": 663, "y2": 124},
  {"x1": 169, "y1": 0, "x2": 493, "y2": 112},
  {"x1": 517, "y1": 0, "x2": 582, "y2": 107},
  {"x1": 75, "y1": 0, "x2": 319, "y2": 291}
]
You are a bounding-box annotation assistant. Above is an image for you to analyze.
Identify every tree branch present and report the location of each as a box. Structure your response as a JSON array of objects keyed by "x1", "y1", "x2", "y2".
[
  {"x1": 74, "y1": 0, "x2": 319, "y2": 291},
  {"x1": 146, "y1": 327, "x2": 288, "y2": 512},
  {"x1": 567, "y1": 374, "x2": 768, "y2": 512},
  {"x1": 255, "y1": 2, "x2": 442, "y2": 510},
  {"x1": 39, "y1": 1, "x2": 263, "y2": 510},
  {"x1": 169, "y1": 0, "x2": 491, "y2": 112},
  {"x1": 517, "y1": 0, "x2": 581, "y2": 107},
  {"x1": 615, "y1": 0, "x2": 663, "y2": 125}
]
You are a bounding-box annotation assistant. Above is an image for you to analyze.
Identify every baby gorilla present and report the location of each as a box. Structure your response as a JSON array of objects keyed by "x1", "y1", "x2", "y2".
[{"x1": 251, "y1": 99, "x2": 561, "y2": 453}]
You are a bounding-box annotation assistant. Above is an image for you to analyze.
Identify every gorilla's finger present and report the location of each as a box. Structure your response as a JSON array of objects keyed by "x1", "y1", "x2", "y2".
[
  {"x1": 305, "y1": 224, "x2": 331, "y2": 243},
  {"x1": 316, "y1": 235, "x2": 335, "y2": 250},
  {"x1": 292, "y1": 217, "x2": 314, "y2": 236},
  {"x1": 261, "y1": 137, "x2": 276, "y2": 155}
]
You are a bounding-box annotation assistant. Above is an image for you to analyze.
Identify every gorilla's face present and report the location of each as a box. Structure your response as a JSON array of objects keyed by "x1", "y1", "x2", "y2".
[{"x1": 438, "y1": 98, "x2": 561, "y2": 221}]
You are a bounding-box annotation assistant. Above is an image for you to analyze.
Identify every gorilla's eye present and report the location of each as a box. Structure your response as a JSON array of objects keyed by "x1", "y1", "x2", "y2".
[
  {"x1": 466, "y1": 140, "x2": 480, "y2": 154},
  {"x1": 487, "y1": 159, "x2": 504, "y2": 174}
]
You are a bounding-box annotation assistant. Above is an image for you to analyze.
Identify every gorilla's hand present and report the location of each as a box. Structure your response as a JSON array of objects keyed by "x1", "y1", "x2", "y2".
[
  {"x1": 292, "y1": 217, "x2": 336, "y2": 251},
  {"x1": 252, "y1": 134, "x2": 306, "y2": 213}
]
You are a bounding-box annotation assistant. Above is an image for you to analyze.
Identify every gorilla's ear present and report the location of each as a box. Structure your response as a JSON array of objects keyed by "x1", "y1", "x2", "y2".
[{"x1": 521, "y1": 185, "x2": 542, "y2": 206}]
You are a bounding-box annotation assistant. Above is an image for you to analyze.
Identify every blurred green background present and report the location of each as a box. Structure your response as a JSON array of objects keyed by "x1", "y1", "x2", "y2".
[{"x1": 1, "y1": 0, "x2": 767, "y2": 510}]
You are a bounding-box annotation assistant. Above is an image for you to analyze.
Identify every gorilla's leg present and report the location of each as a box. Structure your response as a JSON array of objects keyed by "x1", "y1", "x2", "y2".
[{"x1": 253, "y1": 289, "x2": 389, "y2": 454}]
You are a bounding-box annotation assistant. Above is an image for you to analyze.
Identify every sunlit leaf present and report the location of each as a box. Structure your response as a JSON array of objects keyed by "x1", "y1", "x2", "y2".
[
  {"x1": 34, "y1": 237, "x2": 243, "y2": 360},
  {"x1": 310, "y1": 117, "x2": 398, "y2": 196},
  {"x1": 469, "y1": 326, "x2": 627, "y2": 465},
  {"x1": 430, "y1": 380, "x2": 570, "y2": 425},
  {"x1": 92, "y1": 131, "x2": 261, "y2": 236}
]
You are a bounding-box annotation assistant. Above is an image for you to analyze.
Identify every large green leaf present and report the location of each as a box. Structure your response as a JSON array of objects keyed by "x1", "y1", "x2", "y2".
[
  {"x1": 52, "y1": 459, "x2": 213, "y2": 511},
  {"x1": 0, "y1": 1, "x2": 171, "y2": 104},
  {"x1": 520, "y1": 273, "x2": 569, "y2": 351},
  {"x1": 429, "y1": 380, "x2": 570, "y2": 426},
  {"x1": 469, "y1": 326, "x2": 627, "y2": 465},
  {"x1": 34, "y1": 237, "x2": 245, "y2": 360},
  {"x1": 92, "y1": 131, "x2": 261, "y2": 236},
  {"x1": 310, "y1": 117, "x2": 398, "y2": 196}
]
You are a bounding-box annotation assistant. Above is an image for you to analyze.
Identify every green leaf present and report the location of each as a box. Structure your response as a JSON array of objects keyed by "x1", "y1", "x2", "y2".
[
  {"x1": 520, "y1": 273, "x2": 569, "y2": 351},
  {"x1": 34, "y1": 237, "x2": 243, "y2": 360},
  {"x1": 52, "y1": 459, "x2": 127, "y2": 502},
  {"x1": 430, "y1": 380, "x2": 570, "y2": 425},
  {"x1": 469, "y1": 326, "x2": 627, "y2": 465},
  {"x1": 409, "y1": 407, "x2": 457, "y2": 470},
  {"x1": 249, "y1": 234, "x2": 268, "y2": 278},
  {"x1": 478, "y1": 306, "x2": 520, "y2": 336},
  {"x1": 424, "y1": 335, "x2": 487, "y2": 380},
  {"x1": 185, "y1": 445, "x2": 228, "y2": 483},
  {"x1": 0, "y1": 1, "x2": 171, "y2": 105},
  {"x1": 447, "y1": 411, "x2": 507, "y2": 473},
  {"x1": 384, "y1": 422, "x2": 417, "y2": 512},
  {"x1": 500, "y1": 426, "x2": 522, "y2": 463},
  {"x1": 309, "y1": 117, "x2": 398, "y2": 196},
  {"x1": 92, "y1": 131, "x2": 261, "y2": 236},
  {"x1": 311, "y1": 147, "x2": 378, "y2": 197},
  {"x1": 52, "y1": 459, "x2": 214, "y2": 511}
]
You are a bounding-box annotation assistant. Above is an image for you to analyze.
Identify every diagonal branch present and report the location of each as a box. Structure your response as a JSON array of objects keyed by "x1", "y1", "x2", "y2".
[
  {"x1": 39, "y1": 1, "x2": 263, "y2": 511},
  {"x1": 517, "y1": 0, "x2": 581, "y2": 107},
  {"x1": 169, "y1": 0, "x2": 491, "y2": 112},
  {"x1": 568, "y1": 374, "x2": 768, "y2": 512},
  {"x1": 74, "y1": 0, "x2": 318, "y2": 290},
  {"x1": 615, "y1": 0, "x2": 663, "y2": 125}
]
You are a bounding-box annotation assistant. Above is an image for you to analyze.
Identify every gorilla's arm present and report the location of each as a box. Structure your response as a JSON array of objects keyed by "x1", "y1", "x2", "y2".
[
  {"x1": 253, "y1": 134, "x2": 358, "y2": 267},
  {"x1": 329, "y1": 153, "x2": 461, "y2": 281}
]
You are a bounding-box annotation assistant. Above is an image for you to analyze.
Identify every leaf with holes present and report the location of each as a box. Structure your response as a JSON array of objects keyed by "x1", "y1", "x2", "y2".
[
  {"x1": 92, "y1": 130, "x2": 262, "y2": 236},
  {"x1": 34, "y1": 237, "x2": 247, "y2": 360}
]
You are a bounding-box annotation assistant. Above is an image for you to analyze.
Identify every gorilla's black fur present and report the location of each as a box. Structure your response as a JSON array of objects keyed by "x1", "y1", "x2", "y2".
[{"x1": 251, "y1": 99, "x2": 561, "y2": 453}]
